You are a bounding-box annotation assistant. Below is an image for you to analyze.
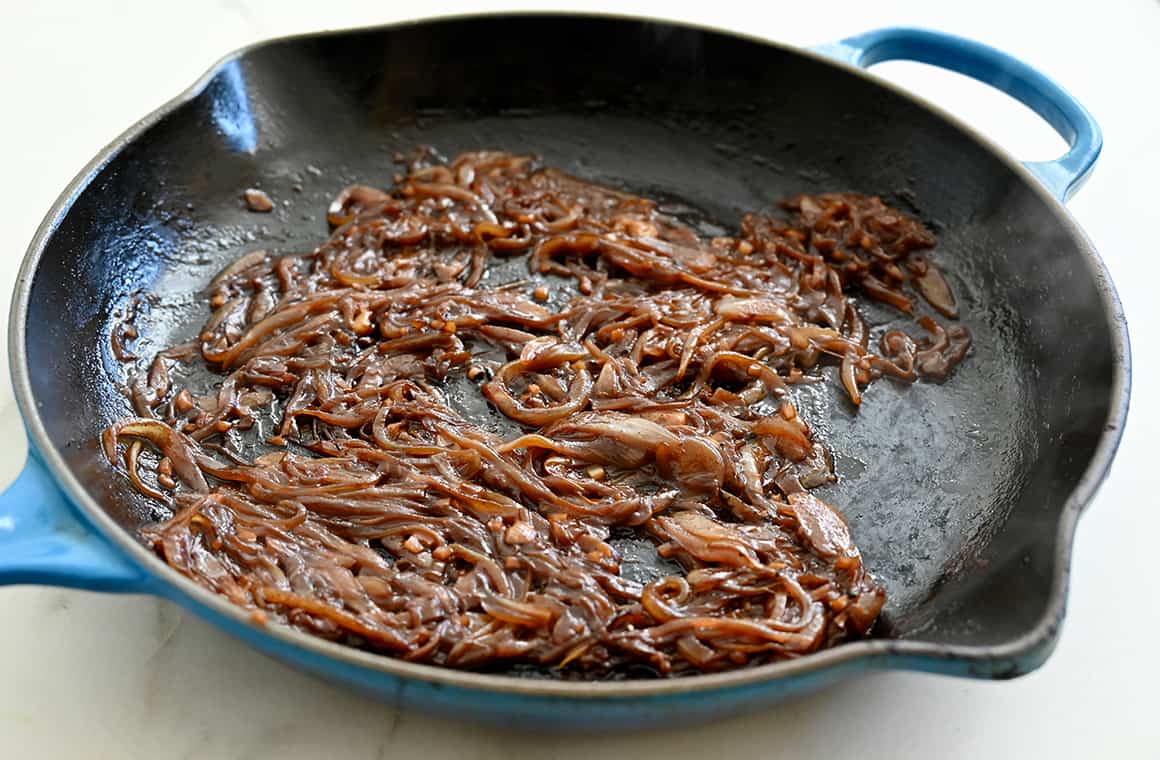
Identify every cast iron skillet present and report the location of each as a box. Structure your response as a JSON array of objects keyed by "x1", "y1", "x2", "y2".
[{"x1": 0, "y1": 14, "x2": 1129, "y2": 729}]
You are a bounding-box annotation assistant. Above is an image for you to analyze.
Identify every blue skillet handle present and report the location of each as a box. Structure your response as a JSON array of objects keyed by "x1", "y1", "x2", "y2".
[
  {"x1": 811, "y1": 27, "x2": 1102, "y2": 202},
  {"x1": 0, "y1": 445, "x2": 149, "y2": 591}
]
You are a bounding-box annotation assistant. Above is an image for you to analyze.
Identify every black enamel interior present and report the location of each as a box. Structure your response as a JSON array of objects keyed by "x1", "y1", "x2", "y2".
[{"x1": 23, "y1": 15, "x2": 1119, "y2": 659}]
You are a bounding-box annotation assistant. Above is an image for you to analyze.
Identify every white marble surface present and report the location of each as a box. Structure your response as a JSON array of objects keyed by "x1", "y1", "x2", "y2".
[{"x1": 1, "y1": 1, "x2": 1157, "y2": 757}]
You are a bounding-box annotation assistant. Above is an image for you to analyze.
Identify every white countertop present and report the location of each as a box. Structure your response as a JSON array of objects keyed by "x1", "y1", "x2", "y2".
[{"x1": 1, "y1": 1, "x2": 1157, "y2": 757}]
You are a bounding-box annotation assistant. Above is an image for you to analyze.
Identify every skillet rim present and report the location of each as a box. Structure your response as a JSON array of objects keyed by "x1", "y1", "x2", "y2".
[{"x1": 9, "y1": 10, "x2": 1131, "y2": 699}]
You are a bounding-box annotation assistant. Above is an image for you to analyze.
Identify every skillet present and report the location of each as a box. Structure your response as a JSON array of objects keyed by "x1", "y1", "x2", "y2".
[{"x1": 0, "y1": 14, "x2": 1129, "y2": 728}]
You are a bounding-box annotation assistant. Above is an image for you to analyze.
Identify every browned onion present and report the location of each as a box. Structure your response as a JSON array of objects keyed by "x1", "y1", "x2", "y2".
[{"x1": 104, "y1": 151, "x2": 970, "y2": 677}]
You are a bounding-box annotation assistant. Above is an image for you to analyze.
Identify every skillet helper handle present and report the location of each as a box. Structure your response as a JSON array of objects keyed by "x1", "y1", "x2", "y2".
[
  {"x1": 811, "y1": 27, "x2": 1102, "y2": 202},
  {"x1": 0, "y1": 445, "x2": 149, "y2": 592}
]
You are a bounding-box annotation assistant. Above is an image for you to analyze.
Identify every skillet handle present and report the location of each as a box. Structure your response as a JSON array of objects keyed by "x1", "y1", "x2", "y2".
[
  {"x1": 811, "y1": 27, "x2": 1102, "y2": 202},
  {"x1": 0, "y1": 445, "x2": 150, "y2": 592}
]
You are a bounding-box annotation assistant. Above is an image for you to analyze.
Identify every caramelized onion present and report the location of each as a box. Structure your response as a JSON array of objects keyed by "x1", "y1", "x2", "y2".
[{"x1": 105, "y1": 151, "x2": 970, "y2": 677}]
